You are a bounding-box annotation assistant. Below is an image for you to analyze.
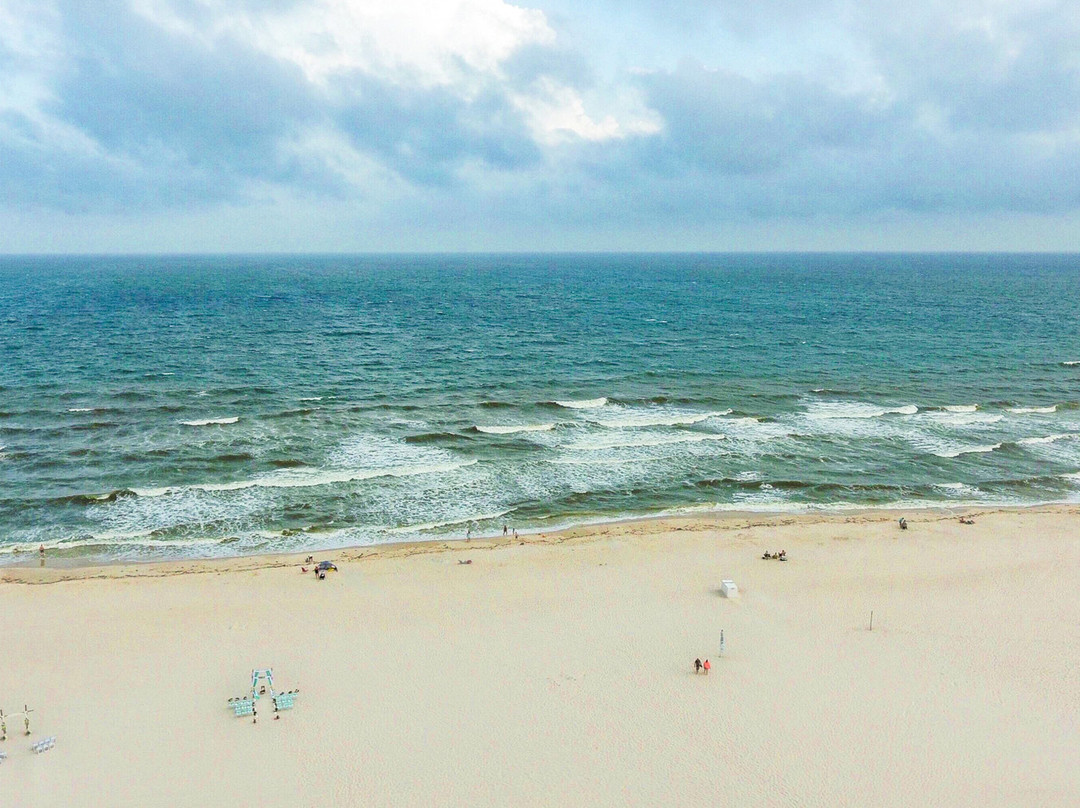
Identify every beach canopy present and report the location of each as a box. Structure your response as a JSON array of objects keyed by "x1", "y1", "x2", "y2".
[{"x1": 316, "y1": 561, "x2": 337, "y2": 571}]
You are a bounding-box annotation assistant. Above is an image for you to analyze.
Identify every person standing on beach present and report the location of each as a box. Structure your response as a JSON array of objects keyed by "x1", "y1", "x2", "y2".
[
  {"x1": 703, "y1": 659, "x2": 711, "y2": 675},
  {"x1": 694, "y1": 658, "x2": 702, "y2": 674},
  {"x1": 503, "y1": 524, "x2": 508, "y2": 536}
]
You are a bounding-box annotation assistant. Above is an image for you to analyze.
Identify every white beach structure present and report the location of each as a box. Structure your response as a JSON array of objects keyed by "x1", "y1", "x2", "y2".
[{"x1": 720, "y1": 579, "x2": 739, "y2": 598}]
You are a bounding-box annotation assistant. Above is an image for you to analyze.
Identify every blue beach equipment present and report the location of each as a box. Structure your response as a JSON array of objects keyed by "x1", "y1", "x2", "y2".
[{"x1": 228, "y1": 668, "x2": 299, "y2": 722}]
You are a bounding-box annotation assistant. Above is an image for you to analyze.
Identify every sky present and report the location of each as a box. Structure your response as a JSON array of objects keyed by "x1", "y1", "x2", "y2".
[{"x1": 1, "y1": 0, "x2": 1079, "y2": 252}]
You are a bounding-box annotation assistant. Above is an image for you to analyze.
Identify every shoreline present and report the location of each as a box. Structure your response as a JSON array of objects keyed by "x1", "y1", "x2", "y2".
[{"x1": 6, "y1": 501, "x2": 1077, "y2": 584}]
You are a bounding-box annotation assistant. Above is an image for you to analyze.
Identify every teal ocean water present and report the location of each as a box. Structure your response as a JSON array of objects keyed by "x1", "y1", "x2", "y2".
[{"x1": 2, "y1": 253, "x2": 1079, "y2": 562}]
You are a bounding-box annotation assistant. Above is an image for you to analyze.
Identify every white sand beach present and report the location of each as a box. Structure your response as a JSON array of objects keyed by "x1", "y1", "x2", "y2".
[{"x1": 2, "y1": 506, "x2": 1079, "y2": 806}]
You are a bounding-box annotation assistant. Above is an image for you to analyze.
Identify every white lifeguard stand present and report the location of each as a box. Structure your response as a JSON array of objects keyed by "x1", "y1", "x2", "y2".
[{"x1": 720, "y1": 579, "x2": 739, "y2": 598}]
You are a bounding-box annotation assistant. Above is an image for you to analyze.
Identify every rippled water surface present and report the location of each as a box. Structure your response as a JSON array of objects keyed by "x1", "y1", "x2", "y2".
[{"x1": 2, "y1": 253, "x2": 1078, "y2": 561}]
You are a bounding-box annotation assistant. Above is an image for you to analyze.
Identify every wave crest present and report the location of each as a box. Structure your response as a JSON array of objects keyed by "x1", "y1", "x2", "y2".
[
  {"x1": 595, "y1": 410, "x2": 730, "y2": 428},
  {"x1": 474, "y1": 423, "x2": 555, "y2": 435},
  {"x1": 554, "y1": 397, "x2": 608, "y2": 409}
]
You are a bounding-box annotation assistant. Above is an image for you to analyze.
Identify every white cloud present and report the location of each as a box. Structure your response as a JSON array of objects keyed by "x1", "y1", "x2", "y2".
[
  {"x1": 512, "y1": 78, "x2": 661, "y2": 144},
  {"x1": 128, "y1": 0, "x2": 655, "y2": 146},
  {"x1": 132, "y1": 0, "x2": 556, "y2": 89}
]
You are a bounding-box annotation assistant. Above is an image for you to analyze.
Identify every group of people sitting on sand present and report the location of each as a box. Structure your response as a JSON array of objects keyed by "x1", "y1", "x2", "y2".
[
  {"x1": 761, "y1": 549, "x2": 787, "y2": 561},
  {"x1": 959, "y1": 516, "x2": 975, "y2": 525}
]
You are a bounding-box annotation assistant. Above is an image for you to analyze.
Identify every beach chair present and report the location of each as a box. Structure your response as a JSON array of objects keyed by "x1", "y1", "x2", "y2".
[
  {"x1": 31, "y1": 736, "x2": 56, "y2": 754},
  {"x1": 273, "y1": 692, "x2": 296, "y2": 711},
  {"x1": 232, "y1": 699, "x2": 256, "y2": 718}
]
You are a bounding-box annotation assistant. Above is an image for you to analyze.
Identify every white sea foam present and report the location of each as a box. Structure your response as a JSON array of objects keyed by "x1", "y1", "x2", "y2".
[
  {"x1": 299, "y1": 396, "x2": 323, "y2": 401},
  {"x1": 475, "y1": 423, "x2": 555, "y2": 435},
  {"x1": 67, "y1": 407, "x2": 95, "y2": 412},
  {"x1": 1062, "y1": 360, "x2": 1080, "y2": 366},
  {"x1": 1008, "y1": 405, "x2": 1057, "y2": 414},
  {"x1": 595, "y1": 410, "x2": 729, "y2": 429},
  {"x1": 1017, "y1": 433, "x2": 1078, "y2": 445},
  {"x1": 0, "y1": 534, "x2": 223, "y2": 554},
  {"x1": 1063, "y1": 472, "x2": 1080, "y2": 481},
  {"x1": 555, "y1": 397, "x2": 608, "y2": 409},
  {"x1": 130, "y1": 460, "x2": 477, "y2": 498},
  {"x1": 807, "y1": 402, "x2": 918, "y2": 420},
  {"x1": 130, "y1": 487, "x2": 173, "y2": 498},
  {"x1": 928, "y1": 411, "x2": 1003, "y2": 426},
  {"x1": 568, "y1": 432, "x2": 727, "y2": 452},
  {"x1": 932, "y1": 482, "x2": 983, "y2": 496},
  {"x1": 181, "y1": 416, "x2": 239, "y2": 426},
  {"x1": 386, "y1": 509, "x2": 515, "y2": 534},
  {"x1": 943, "y1": 404, "x2": 978, "y2": 413},
  {"x1": 931, "y1": 443, "x2": 1002, "y2": 458},
  {"x1": 545, "y1": 456, "x2": 641, "y2": 467}
]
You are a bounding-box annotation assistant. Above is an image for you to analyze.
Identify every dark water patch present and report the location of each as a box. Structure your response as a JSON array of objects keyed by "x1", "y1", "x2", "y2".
[
  {"x1": 50, "y1": 488, "x2": 140, "y2": 506},
  {"x1": 270, "y1": 458, "x2": 308, "y2": 468},
  {"x1": 214, "y1": 452, "x2": 255, "y2": 463},
  {"x1": 694, "y1": 477, "x2": 908, "y2": 497},
  {"x1": 0, "y1": 411, "x2": 13, "y2": 418},
  {"x1": 214, "y1": 386, "x2": 277, "y2": 396},
  {"x1": 155, "y1": 404, "x2": 186, "y2": 413},
  {"x1": 357, "y1": 404, "x2": 422, "y2": 412},
  {"x1": 69, "y1": 421, "x2": 118, "y2": 432},
  {"x1": 264, "y1": 408, "x2": 316, "y2": 419},
  {"x1": 0, "y1": 424, "x2": 35, "y2": 434},
  {"x1": 479, "y1": 400, "x2": 516, "y2": 409},
  {"x1": 406, "y1": 431, "x2": 474, "y2": 445},
  {"x1": 112, "y1": 391, "x2": 152, "y2": 402}
]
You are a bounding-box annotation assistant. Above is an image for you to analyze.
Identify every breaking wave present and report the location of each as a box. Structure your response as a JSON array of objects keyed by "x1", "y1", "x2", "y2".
[
  {"x1": 930, "y1": 443, "x2": 1002, "y2": 458},
  {"x1": 554, "y1": 397, "x2": 608, "y2": 409},
  {"x1": 181, "y1": 416, "x2": 240, "y2": 426},
  {"x1": 595, "y1": 410, "x2": 730, "y2": 428},
  {"x1": 474, "y1": 423, "x2": 555, "y2": 435},
  {"x1": 807, "y1": 402, "x2": 918, "y2": 420},
  {"x1": 1017, "y1": 433, "x2": 1078, "y2": 445}
]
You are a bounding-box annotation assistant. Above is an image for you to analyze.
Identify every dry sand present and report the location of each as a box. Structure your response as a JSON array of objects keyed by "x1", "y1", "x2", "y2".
[{"x1": 2, "y1": 506, "x2": 1079, "y2": 807}]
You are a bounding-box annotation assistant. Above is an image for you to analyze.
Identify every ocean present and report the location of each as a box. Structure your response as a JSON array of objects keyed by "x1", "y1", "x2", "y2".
[{"x1": 2, "y1": 253, "x2": 1078, "y2": 562}]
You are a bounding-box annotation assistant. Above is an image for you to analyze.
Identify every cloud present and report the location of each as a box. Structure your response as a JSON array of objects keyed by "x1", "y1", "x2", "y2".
[{"x1": 0, "y1": 0, "x2": 1079, "y2": 248}]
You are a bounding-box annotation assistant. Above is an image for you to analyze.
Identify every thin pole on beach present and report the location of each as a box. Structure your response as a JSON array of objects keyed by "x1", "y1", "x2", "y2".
[{"x1": 869, "y1": 610, "x2": 874, "y2": 631}]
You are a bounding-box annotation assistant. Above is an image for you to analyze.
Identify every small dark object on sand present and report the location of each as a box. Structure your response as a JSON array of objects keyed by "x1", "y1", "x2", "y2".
[{"x1": 459, "y1": 559, "x2": 473, "y2": 565}]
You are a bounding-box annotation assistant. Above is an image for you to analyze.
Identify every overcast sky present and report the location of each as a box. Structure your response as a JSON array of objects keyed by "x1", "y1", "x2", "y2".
[{"x1": 2, "y1": 0, "x2": 1079, "y2": 252}]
